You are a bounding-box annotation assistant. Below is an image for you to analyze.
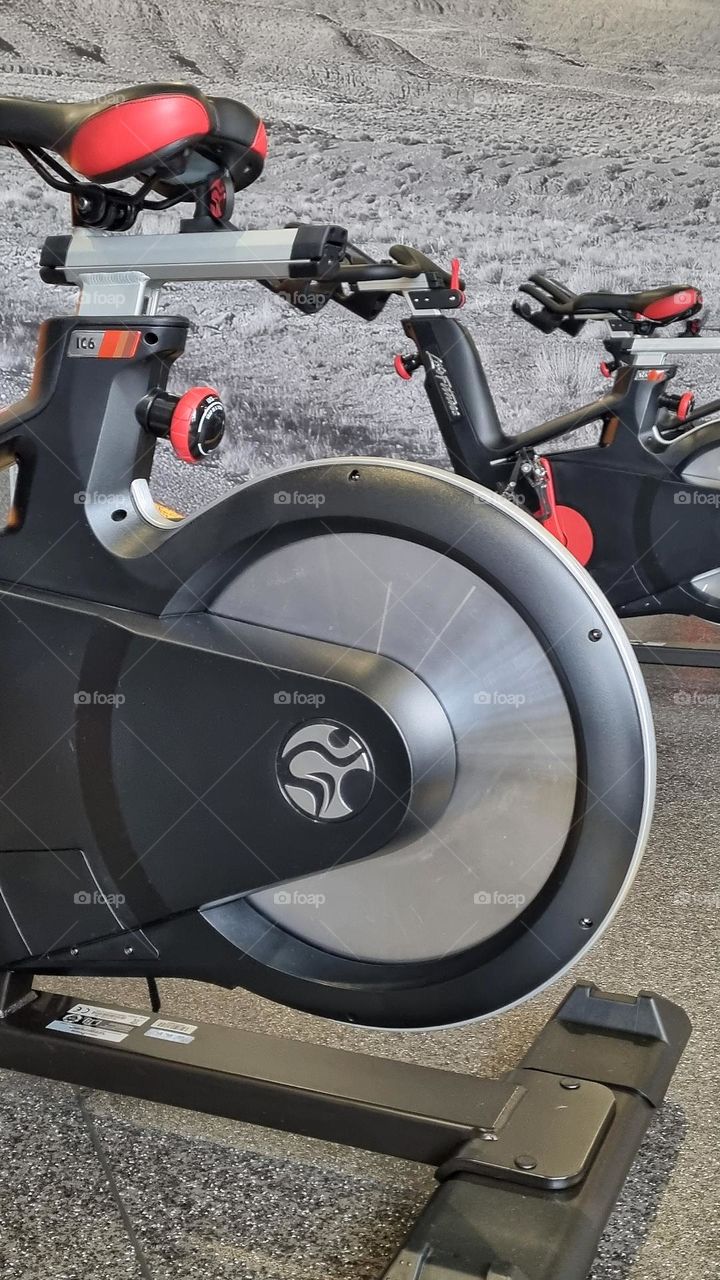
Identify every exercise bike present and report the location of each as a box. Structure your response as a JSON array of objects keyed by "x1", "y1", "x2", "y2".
[
  {"x1": 0, "y1": 83, "x2": 689, "y2": 1280},
  {"x1": 283, "y1": 234, "x2": 720, "y2": 623}
]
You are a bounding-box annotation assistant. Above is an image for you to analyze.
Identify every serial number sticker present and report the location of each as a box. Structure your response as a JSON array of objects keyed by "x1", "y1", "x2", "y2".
[
  {"x1": 68, "y1": 1003, "x2": 149, "y2": 1027},
  {"x1": 144, "y1": 1027, "x2": 195, "y2": 1045},
  {"x1": 47, "y1": 1019, "x2": 128, "y2": 1044},
  {"x1": 150, "y1": 1018, "x2": 197, "y2": 1035}
]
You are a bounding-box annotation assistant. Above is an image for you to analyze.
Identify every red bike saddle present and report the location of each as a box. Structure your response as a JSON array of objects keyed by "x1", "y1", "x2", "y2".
[{"x1": 0, "y1": 83, "x2": 267, "y2": 189}]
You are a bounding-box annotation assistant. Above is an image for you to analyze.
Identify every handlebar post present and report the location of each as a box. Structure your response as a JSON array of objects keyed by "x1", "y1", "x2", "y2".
[{"x1": 404, "y1": 314, "x2": 509, "y2": 485}]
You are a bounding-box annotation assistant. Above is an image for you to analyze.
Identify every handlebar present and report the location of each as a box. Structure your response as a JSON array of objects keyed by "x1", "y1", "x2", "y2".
[
  {"x1": 512, "y1": 275, "x2": 588, "y2": 337},
  {"x1": 280, "y1": 222, "x2": 463, "y2": 288},
  {"x1": 328, "y1": 243, "x2": 464, "y2": 288},
  {"x1": 333, "y1": 261, "x2": 418, "y2": 283},
  {"x1": 262, "y1": 226, "x2": 466, "y2": 321}
]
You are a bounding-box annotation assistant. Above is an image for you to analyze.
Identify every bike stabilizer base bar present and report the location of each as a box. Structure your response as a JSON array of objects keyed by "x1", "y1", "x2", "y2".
[
  {"x1": 0, "y1": 977, "x2": 689, "y2": 1280},
  {"x1": 633, "y1": 641, "x2": 720, "y2": 668}
]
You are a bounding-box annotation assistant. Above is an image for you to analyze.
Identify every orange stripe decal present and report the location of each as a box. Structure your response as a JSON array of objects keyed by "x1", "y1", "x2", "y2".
[
  {"x1": 98, "y1": 331, "x2": 120, "y2": 357},
  {"x1": 98, "y1": 330, "x2": 141, "y2": 358}
]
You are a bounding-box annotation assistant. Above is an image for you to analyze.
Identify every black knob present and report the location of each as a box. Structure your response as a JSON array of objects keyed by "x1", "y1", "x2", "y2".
[{"x1": 137, "y1": 389, "x2": 178, "y2": 436}]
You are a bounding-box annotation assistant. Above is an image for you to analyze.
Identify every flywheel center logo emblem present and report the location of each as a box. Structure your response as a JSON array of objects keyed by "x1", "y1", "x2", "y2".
[{"x1": 277, "y1": 721, "x2": 375, "y2": 821}]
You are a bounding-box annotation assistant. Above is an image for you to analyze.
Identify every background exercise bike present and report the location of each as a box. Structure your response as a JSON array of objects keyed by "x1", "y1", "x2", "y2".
[
  {"x1": 0, "y1": 82, "x2": 689, "y2": 1280},
  {"x1": 287, "y1": 237, "x2": 720, "y2": 624}
]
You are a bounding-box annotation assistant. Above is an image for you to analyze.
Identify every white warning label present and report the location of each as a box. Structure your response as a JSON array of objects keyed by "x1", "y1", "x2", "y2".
[
  {"x1": 68, "y1": 1003, "x2": 149, "y2": 1027},
  {"x1": 47, "y1": 1019, "x2": 128, "y2": 1044},
  {"x1": 144, "y1": 1027, "x2": 194, "y2": 1045},
  {"x1": 150, "y1": 1018, "x2": 197, "y2": 1035}
]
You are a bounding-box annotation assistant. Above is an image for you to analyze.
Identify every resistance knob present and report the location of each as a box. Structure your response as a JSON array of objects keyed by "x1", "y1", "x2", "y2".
[{"x1": 137, "y1": 386, "x2": 226, "y2": 463}]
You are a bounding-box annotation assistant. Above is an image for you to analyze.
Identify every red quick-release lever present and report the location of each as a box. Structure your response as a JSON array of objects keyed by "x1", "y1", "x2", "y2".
[
  {"x1": 677, "y1": 391, "x2": 695, "y2": 423},
  {"x1": 449, "y1": 257, "x2": 466, "y2": 306}
]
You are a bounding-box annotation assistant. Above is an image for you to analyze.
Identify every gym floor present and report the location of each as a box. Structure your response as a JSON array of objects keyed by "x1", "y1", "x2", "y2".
[
  {"x1": 0, "y1": 658, "x2": 716, "y2": 1278},
  {"x1": 1, "y1": 1, "x2": 719, "y2": 1277}
]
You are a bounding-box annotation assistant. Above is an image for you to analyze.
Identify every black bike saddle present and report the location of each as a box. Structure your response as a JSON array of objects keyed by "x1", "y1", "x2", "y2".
[
  {"x1": 516, "y1": 273, "x2": 703, "y2": 333},
  {"x1": 0, "y1": 83, "x2": 266, "y2": 189},
  {"x1": 570, "y1": 284, "x2": 701, "y2": 322}
]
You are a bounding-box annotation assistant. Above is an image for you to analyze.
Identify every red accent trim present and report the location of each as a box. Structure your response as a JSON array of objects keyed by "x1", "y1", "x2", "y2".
[
  {"x1": 98, "y1": 331, "x2": 121, "y2": 358},
  {"x1": 208, "y1": 178, "x2": 226, "y2": 220},
  {"x1": 640, "y1": 289, "x2": 701, "y2": 322},
  {"x1": 123, "y1": 331, "x2": 142, "y2": 357},
  {"x1": 536, "y1": 458, "x2": 594, "y2": 566},
  {"x1": 97, "y1": 330, "x2": 141, "y2": 358},
  {"x1": 599, "y1": 361, "x2": 612, "y2": 378},
  {"x1": 66, "y1": 95, "x2": 211, "y2": 180},
  {"x1": 251, "y1": 119, "x2": 268, "y2": 158},
  {"x1": 677, "y1": 391, "x2": 695, "y2": 422},
  {"x1": 169, "y1": 386, "x2": 219, "y2": 465},
  {"x1": 394, "y1": 354, "x2": 412, "y2": 381},
  {"x1": 555, "y1": 505, "x2": 595, "y2": 566}
]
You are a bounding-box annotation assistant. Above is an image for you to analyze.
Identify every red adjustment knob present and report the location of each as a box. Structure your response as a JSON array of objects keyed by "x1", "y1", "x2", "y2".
[
  {"x1": 169, "y1": 386, "x2": 225, "y2": 464},
  {"x1": 677, "y1": 391, "x2": 695, "y2": 423},
  {"x1": 394, "y1": 353, "x2": 421, "y2": 380}
]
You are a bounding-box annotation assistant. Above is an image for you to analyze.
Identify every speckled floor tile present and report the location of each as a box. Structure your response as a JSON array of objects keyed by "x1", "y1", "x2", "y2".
[
  {"x1": 0, "y1": 1073, "x2": 144, "y2": 1280},
  {"x1": 90, "y1": 1113, "x2": 430, "y2": 1280}
]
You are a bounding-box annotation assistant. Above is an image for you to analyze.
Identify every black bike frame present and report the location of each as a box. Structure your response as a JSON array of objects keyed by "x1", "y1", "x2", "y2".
[
  {"x1": 402, "y1": 314, "x2": 666, "y2": 485},
  {"x1": 404, "y1": 316, "x2": 720, "y2": 624}
]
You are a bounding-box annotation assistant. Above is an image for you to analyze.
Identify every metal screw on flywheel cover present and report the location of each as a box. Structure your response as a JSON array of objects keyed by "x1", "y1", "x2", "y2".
[{"x1": 514, "y1": 1154, "x2": 537, "y2": 1171}]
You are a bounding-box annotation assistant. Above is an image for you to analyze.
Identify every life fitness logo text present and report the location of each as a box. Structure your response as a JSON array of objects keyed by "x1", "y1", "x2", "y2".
[{"x1": 426, "y1": 351, "x2": 462, "y2": 418}]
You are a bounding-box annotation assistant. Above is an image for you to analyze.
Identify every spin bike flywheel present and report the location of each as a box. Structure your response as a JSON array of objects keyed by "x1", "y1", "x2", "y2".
[{"x1": 181, "y1": 458, "x2": 654, "y2": 1029}]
